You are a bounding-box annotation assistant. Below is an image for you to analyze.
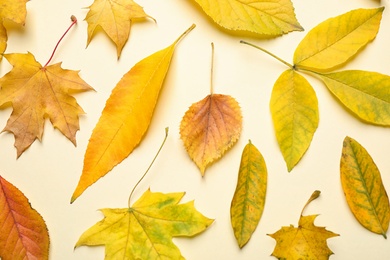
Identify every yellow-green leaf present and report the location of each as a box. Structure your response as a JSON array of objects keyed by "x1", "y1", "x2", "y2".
[
  {"x1": 319, "y1": 70, "x2": 390, "y2": 125},
  {"x1": 71, "y1": 25, "x2": 195, "y2": 203},
  {"x1": 270, "y1": 69, "x2": 319, "y2": 171},
  {"x1": 192, "y1": 0, "x2": 303, "y2": 35},
  {"x1": 75, "y1": 189, "x2": 213, "y2": 259},
  {"x1": 294, "y1": 7, "x2": 384, "y2": 71},
  {"x1": 340, "y1": 136, "x2": 390, "y2": 238},
  {"x1": 230, "y1": 140, "x2": 267, "y2": 248}
]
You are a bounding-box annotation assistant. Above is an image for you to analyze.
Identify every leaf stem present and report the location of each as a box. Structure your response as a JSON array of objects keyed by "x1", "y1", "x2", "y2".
[
  {"x1": 128, "y1": 128, "x2": 169, "y2": 207},
  {"x1": 301, "y1": 190, "x2": 321, "y2": 216},
  {"x1": 210, "y1": 42, "x2": 215, "y2": 94},
  {"x1": 44, "y1": 15, "x2": 77, "y2": 67},
  {"x1": 174, "y1": 24, "x2": 196, "y2": 45},
  {"x1": 240, "y1": 40, "x2": 294, "y2": 69}
]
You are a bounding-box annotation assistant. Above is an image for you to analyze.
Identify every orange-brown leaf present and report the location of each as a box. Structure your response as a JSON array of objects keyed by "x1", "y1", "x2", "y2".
[
  {"x1": 0, "y1": 175, "x2": 49, "y2": 260},
  {"x1": 0, "y1": 52, "x2": 94, "y2": 157},
  {"x1": 180, "y1": 94, "x2": 242, "y2": 175}
]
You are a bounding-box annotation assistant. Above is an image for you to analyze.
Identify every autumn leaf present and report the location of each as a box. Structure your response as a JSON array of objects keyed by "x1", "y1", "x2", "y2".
[
  {"x1": 294, "y1": 7, "x2": 384, "y2": 71},
  {"x1": 0, "y1": 175, "x2": 49, "y2": 260},
  {"x1": 268, "y1": 191, "x2": 339, "y2": 259},
  {"x1": 340, "y1": 136, "x2": 390, "y2": 238},
  {"x1": 0, "y1": 0, "x2": 28, "y2": 60},
  {"x1": 71, "y1": 25, "x2": 195, "y2": 203},
  {"x1": 230, "y1": 140, "x2": 267, "y2": 248},
  {"x1": 270, "y1": 69, "x2": 319, "y2": 171},
  {"x1": 75, "y1": 189, "x2": 213, "y2": 259},
  {"x1": 85, "y1": 0, "x2": 154, "y2": 58},
  {"x1": 192, "y1": 0, "x2": 303, "y2": 35}
]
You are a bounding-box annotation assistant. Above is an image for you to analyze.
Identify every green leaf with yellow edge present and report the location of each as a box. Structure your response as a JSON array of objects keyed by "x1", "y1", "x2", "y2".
[
  {"x1": 319, "y1": 70, "x2": 390, "y2": 125},
  {"x1": 75, "y1": 189, "x2": 214, "y2": 260},
  {"x1": 192, "y1": 0, "x2": 303, "y2": 36},
  {"x1": 269, "y1": 191, "x2": 339, "y2": 260},
  {"x1": 230, "y1": 140, "x2": 267, "y2": 248},
  {"x1": 340, "y1": 136, "x2": 390, "y2": 238},
  {"x1": 270, "y1": 69, "x2": 319, "y2": 171},
  {"x1": 294, "y1": 7, "x2": 384, "y2": 71}
]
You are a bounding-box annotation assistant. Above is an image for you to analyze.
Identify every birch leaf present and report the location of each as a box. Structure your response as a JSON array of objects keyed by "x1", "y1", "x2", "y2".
[
  {"x1": 85, "y1": 0, "x2": 154, "y2": 58},
  {"x1": 71, "y1": 25, "x2": 195, "y2": 203},
  {"x1": 75, "y1": 189, "x2": 213, "y2": 259},
  {"x1": 180, "y1": 94, "x2": 242, "y2": 175},
  {"x1": 230, "y1": 140, "x2": 267, "y2": 248},
  {"x1": 0, "y1": 175, "x2": 49, "y2": 260},
  {"x1": 340, "y1": 136, "x2": 390, "y2": 238},
  {"x1": 269, "y1": 191, "x2": 339, "y2": 260},
  {"x1": 270, "y1": 69, "x2": 319, "y2": 171},
  {"x1": 319, "y1": 70, "x2": 390, "y2": 125},
  {"x1": 192, "y1": 0, "x2": 303, "y2": 36},
  {"x1": 294, "y1": 7, "x2": 384, "y2": 71}
]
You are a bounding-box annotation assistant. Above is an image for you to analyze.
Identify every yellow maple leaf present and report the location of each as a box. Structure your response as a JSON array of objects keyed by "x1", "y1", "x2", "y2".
[
  {"x1": 85, "y1": 0, "x2": 154, "y2": 58},
  {"x1": 0, "y1": 0, "x2": 28, "y2": 59},
  {"x1": 71, "y1": 25, "x2": 195, "y2": 203},
  {"x1": 268, "y1": 191, "x2": 339, "y2": 260},
  {"x1": 75, "y1": 189, "x2": 213, "y2": 260},
  {"x1": 192, "y1": 0, "x2": 303, "y2": 35}
]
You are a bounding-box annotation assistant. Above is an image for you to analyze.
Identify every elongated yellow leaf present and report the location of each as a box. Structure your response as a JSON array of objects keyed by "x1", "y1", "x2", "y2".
[
  {"x1": 192, "y1": 0, "x2": 303, "y2": 35},
  {"x1": 270, "y1": 69, "x2": 319, "y2": 171},
  {"x1": 340, "y1": 136, "x2": 390, "y2": 238},
  {"x1": 294, "y1": 7, "x2": 384, "y2": 71},
  {"x1": 230, "y1": 140, "x2": 267, "y2": 248},
  {"x1": 71, "y1": 25, "x2": 195, "y2": 203},
  {"x1": 319, "y1": 70, "x2": 390, "y2": 125}
]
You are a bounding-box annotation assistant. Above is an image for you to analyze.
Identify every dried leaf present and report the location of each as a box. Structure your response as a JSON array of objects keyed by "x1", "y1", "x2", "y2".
[
  {"x1": 320, "y1": 70, "x2": 390, "y2": 125},
  {"x1": 294, "y1": 7, "x2": 384, "y2": 71},
  {"x1": 180, "y1": 94, "x2": 242, "y2": 175},
  {"x1": 270, "y1": 69, "x2": 319, "y2": 171},
  {"x1": 85, "y1": 0, "x2": 153, "y2": 58},
  {"x1": 0, "y1": 0, "x2": 28, "y2": 59},
  {"x1": 75, "y1": 189, "x2": 213, "y2": 259},
  {"x1": 71, "y1": 25, "x2": 195, "y2": 203},
  {"x1": 0, "y1": 52, "x2": 93, "y2": 157},
  {"x1": 269, "y1": 191, "x2": 339, "y2": 259},
  {"x1": 340, "y1": 136, "x2": 390, "y2": 238},
  {"x1": 0, "y1": 175, "x2": 49, "y2": 260},
  {"x1": 230, "y1": 140, "x2": 267, "y2": 248},
  {"x1": 192, "y1": 0, "x2": 303, "y2": 35}
]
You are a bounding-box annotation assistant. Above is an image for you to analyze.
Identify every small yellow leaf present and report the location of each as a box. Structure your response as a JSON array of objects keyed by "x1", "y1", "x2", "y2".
[
  {"x1": 294, "y1": 7, "x2": 384, "y2": 71},
  {"x1": 269, "y1": 191, "x2": 339, "y2": 260},
  {"x1": 230, "y1": 140, "x2": 267, "y2": 248},
  {"x1": 85, "y1": 0, "x2": 153, "y2": 58},
  {"x1": 270, "y1": 69, "x2": 319, "y2": 171},
  {"x1": 71, "y1": 25, "x2": 195, "y2": 203},
  {"x1": 192, "y1": 0, "x2": 303, "y2": 35},
  {"x1": 180, "y1": 94, "x2": 242, "y2": 175},
  {"x1": 340, "y1": 136, "x2": 390, "y2": 238},
  {"x1": 75, "y1": 189, "x2": 213, "y2": 259},
  {"x1": 319, "y1": 70, "x2": 390, "y2": 125}
]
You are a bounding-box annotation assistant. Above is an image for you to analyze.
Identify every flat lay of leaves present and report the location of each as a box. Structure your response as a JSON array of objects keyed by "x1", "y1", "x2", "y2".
[{"x1": 0, "y1": 0, "x2": 389, "y2": 259}]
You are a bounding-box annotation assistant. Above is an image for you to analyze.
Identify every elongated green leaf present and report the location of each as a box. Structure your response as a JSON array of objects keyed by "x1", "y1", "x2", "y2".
[
  {"x1": 230, "y1": 140, "x2": 267, "y2": 248},
  {"x1": 294, "y1": 7, "x2": 384, "y2": 71},
  {"x1": 319, "y1": 70, "x2": 390, "y2": 125},
  {"x1": 340, "y1": 136, "x2": 390, "y2": 238},
  {"x1": 270, "y1": 69, "x2": 319, "y2": 171}
]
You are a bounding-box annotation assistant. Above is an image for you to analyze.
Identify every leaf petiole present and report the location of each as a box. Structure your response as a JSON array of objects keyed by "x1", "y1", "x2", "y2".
[
  {"x1": 128, "y1": 127, "x2": 169, "y2": 207},
  {"x1": 240, "y1": 40, "x2": 294, "y2": 69},
  {"x1": 44, "y1": 15, "x2": 77, "y2": 67}
]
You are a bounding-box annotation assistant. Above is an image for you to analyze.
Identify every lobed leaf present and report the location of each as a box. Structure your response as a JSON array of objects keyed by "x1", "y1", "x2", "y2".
[
  {"x1": 0, "y1": 176, "x2": 49, "y2": 260},
  {"x1": 75, "y1": 189, "x2": 213, "y2": 259},
  {"x1": 230, "y1": 140, "x2": 267, "y2": 248},
  {"x1": 319, "y1": 70, "x2": 390, "y2": 125},
  {"x1": 340, "y1": 136, "x2": 390, "y2": 238},
  {"x1": 270, "y1": 69, "x2": 319, "y2": 171},
  {"x1": 294, "y1": 7, "x2": 384, "y2": 71},
  {"x1": 192, "y1": 0, "x2": 303, "y2": 35}
]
